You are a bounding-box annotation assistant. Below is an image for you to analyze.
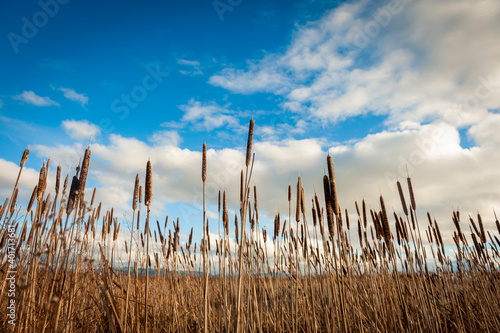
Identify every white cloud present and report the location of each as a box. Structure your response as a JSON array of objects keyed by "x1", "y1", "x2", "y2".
[
  {"x1": 148, "y1": 130, "x2": 182, "y2": 146},
  {"x1": 62, "y1": 119, "x2": 101, "y2": 141},
  {"x1": 177, "y1": 58, "x2": 203, "y2": 76},
  {"x1": 58, "y1": 87, "x2": 88, "y2": 107},
  {"x1": 12, "y1": 91, "x2": 59, "y2": 107},
  {"x1": 178, "y1": 59, "x2": 200, "y2": 67},
  {"x1": 209, "y1": 65, "x2": 291, "y2": 94},
  {"x1": 162, "y1": 99, "x2": 241, "y2": 131},
  {"x1": 208, "y1": 0, "x2": 500, "y2": 127}
]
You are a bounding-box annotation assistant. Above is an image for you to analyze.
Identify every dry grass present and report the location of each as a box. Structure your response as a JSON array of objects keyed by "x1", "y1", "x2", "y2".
[{"x1": 1, "y1": 121, "x2": 500, "y2": 332}]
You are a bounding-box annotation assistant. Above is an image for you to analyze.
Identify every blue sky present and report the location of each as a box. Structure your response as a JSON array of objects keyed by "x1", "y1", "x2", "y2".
[{"x1": 1, "y1": 0, "x2": 500, "y2": 250}]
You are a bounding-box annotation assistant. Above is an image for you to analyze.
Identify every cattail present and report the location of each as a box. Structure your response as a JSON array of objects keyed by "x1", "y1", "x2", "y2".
[
  {"x1": 314, "y1": 194, "x2": 322, "y2": 222},
  {"x1": 452, "y1": 210, "x2": 463, "y2": 242},
  {"x1": 345, "y1": 208, "x2": 350, "y2": 230},
  {"x1": 312, "y1": 204, "x2": 317, "y2": 227},
  {"x1": 407, "y1": 177, "x2": 416, "y2": 210},
  {"x1": 362, "y1": 199, "x2": 367, "y2": 229},
  {"x1": 78, "y1": 147, "x2": 91, "y2": 201},
  {"x1": 240, "y1": 170, "x2": 244, "y2": 203},
  {"x1": 133, "y1": 174, "x2": 139, "y2": 210},
  {"x1": 0, "y1": 198, "x2": 8, "y2": 221},
  {"x1": 300, "y1": 187, "x2": 306, "y2": 216},
  {"x1": 145, "y1": 160, "x2": 152, "y2": 207},
  {"x1": 246, "y1": 119, "x2": 254, "y2": 167},
  {"x1": 139, "y1": 185, "x2": 143, "y2": 205},
  {"x1": 477, "y1": 212, "x2": 486, "y2": 243},
  {"x1": 188, "y1": 227, "x2": 193, "y2": 249},
  {"x1": 274, "y1": 214, "x2": 279, "y2": 240},
  {"x1": 202, "y1": 143, "x2": 207, "y2": 182},
  {"x1": 296, "y1": 177, "x2": 302, "y2": 222},
  {"x1": 27, "y1": 185, "x2": 37, "y2": 213},
  {"x1": 327, "y1": 155, "x2": 339, "y2": 216},
  {"x1": 113, "y1": 222, "x2": 120, "y2": 241},
  {"x1": 358, "y1": 219, "x2": 363, "y2": 246},
  {"x1": 54, "y1": 165, "x2": 61, "y2": 195},
  {"x1": 9, "y1": 188, "x2": 19, "y2": 215},
  {"x1": 263, "y1": 228, "x2": 267, "y2": 243},
  {"x1": 37, "y1": 162, "x2": 47, "y2": 201},
  {"x1": 395, "y1": 215, "x2": 402, "y2": 245},
  {"x1": 20, "y1": 147, "x2": 29, "y2": 168},
  {"x1": 396, "y1": 180, "x2": 408, "y2": 216},
  {"x1": 254, "y1": 185, "x2": 258, "y2": 209},
  {"x1": 379, "y1": 196, "x2": 391, "y2": 242},
  {"x1": 323, "y1": 175, "x2": 334, "y2": 240},
  {"x1": 90, "y1": 187, "x2": 96, "y2": 207},
  {"x1": 400, "y1": 217, "x2": 409, "y2": 243},
  {"x1": 223, "y1": 190, "x2": 229, "y2": 233},
  {"x1": 218, "y1": 190, "x2": 221, "y2": 213},
  {"x1": 288, "y1": 184, "x2": 292, "y2": 202},
  {"x1": 62, "y1": 174, "x2": 68, "y2": 199},
  {"x1": 235, "y1": 213, "x2": 239, "y2": 244},
  {"x1": 67, "y1": 176, "x2": 80, "y2": 215}
]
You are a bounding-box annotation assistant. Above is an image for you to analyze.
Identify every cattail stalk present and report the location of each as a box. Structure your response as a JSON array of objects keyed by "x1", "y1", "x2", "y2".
[
  {"x1": 202, "y1": 143, "x2": 209, "y2": 333},
  {"x1": 144, "y1": 160, "x2": 152, "y2": 332}
]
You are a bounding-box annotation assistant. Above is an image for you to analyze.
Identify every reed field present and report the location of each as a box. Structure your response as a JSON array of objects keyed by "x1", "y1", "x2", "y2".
[{"x1": 1, "y1": 119, "x2": 500, "y2": 333}]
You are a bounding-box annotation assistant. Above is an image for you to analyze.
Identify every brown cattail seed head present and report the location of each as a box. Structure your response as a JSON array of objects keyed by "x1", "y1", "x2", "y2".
[
  {"x1": 407, "y1": 177, "x2": 416, "y2": 210},
  {"x1": 90, "y1": 187, "x2": 96, "y2": 207},
  {"x1": 478, "y1": 212, "x2": 486, "y2": 243},
  {"x1": 240, "y1": 170, "x2": 244, "y2": 203},
  {"x1": 37, "y1": 162, "x2": 47, "y2": 201},
  {"x1": 246, "y1": 119, "x2": 254, "y2": 167},
  {"x1": 234, "y1": 213, "x2": 239, "y2": 244},
  {"x1": 223, "y1": 190, "x2": 229, "y2": 233},
  {"x1": 300, "y1": 187, "x2": 306, "y2": 216},
  {"x1": 133, "y1": 173, "x2": 139, "y2": 210},
  {"x1": 55, "y1": 165, "x2": 61, "y2": 195},
  {"x1": 323, "y1": 175, "x2": 334, "y2": 240},
  {"x1": 145, "y1": 160, "x2": 152, "y2": 206},
  {"x1": 327, "y1": 155, "x2": 339, "y2": 216},
  {"x1": 380, "y1": 196, "x2": 392, "y2": 242},
  {"x1": 296, "y1": 177, "x2": 302, "y2": 222},
  {"x1": 28, "y1": 185, "x2": 37, "y2": 213},
  {"x1": 202, "y1": 143, "x2": 207, "y2": 182},
  {"x1": 78, "y1": 148, "x2": 91, "y2": 201},
  {"x1": 362, "y1": 200, "x2": 367, "y2": 228},
  {"x1": 67, "y1": 176, "x2": 80, "y2": 215},
  {"x1": 20, "y1": 148, "x2": 29, "y2": 168},
  {"x1": 62, "y1": 174, "x2": 68, "y2": 198},
  {"x1": 10, "y1": 188, "x2": 19, "y2": 215},
  {"x1": 254, "y1": 185, "x2": 258, "y2": 210},
  {"x1": 397, "y1": 181, "x2": 408, "y2": 216},
  {"x1": 218, "y1": 190, "x2": 221, "y2": 213}
]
